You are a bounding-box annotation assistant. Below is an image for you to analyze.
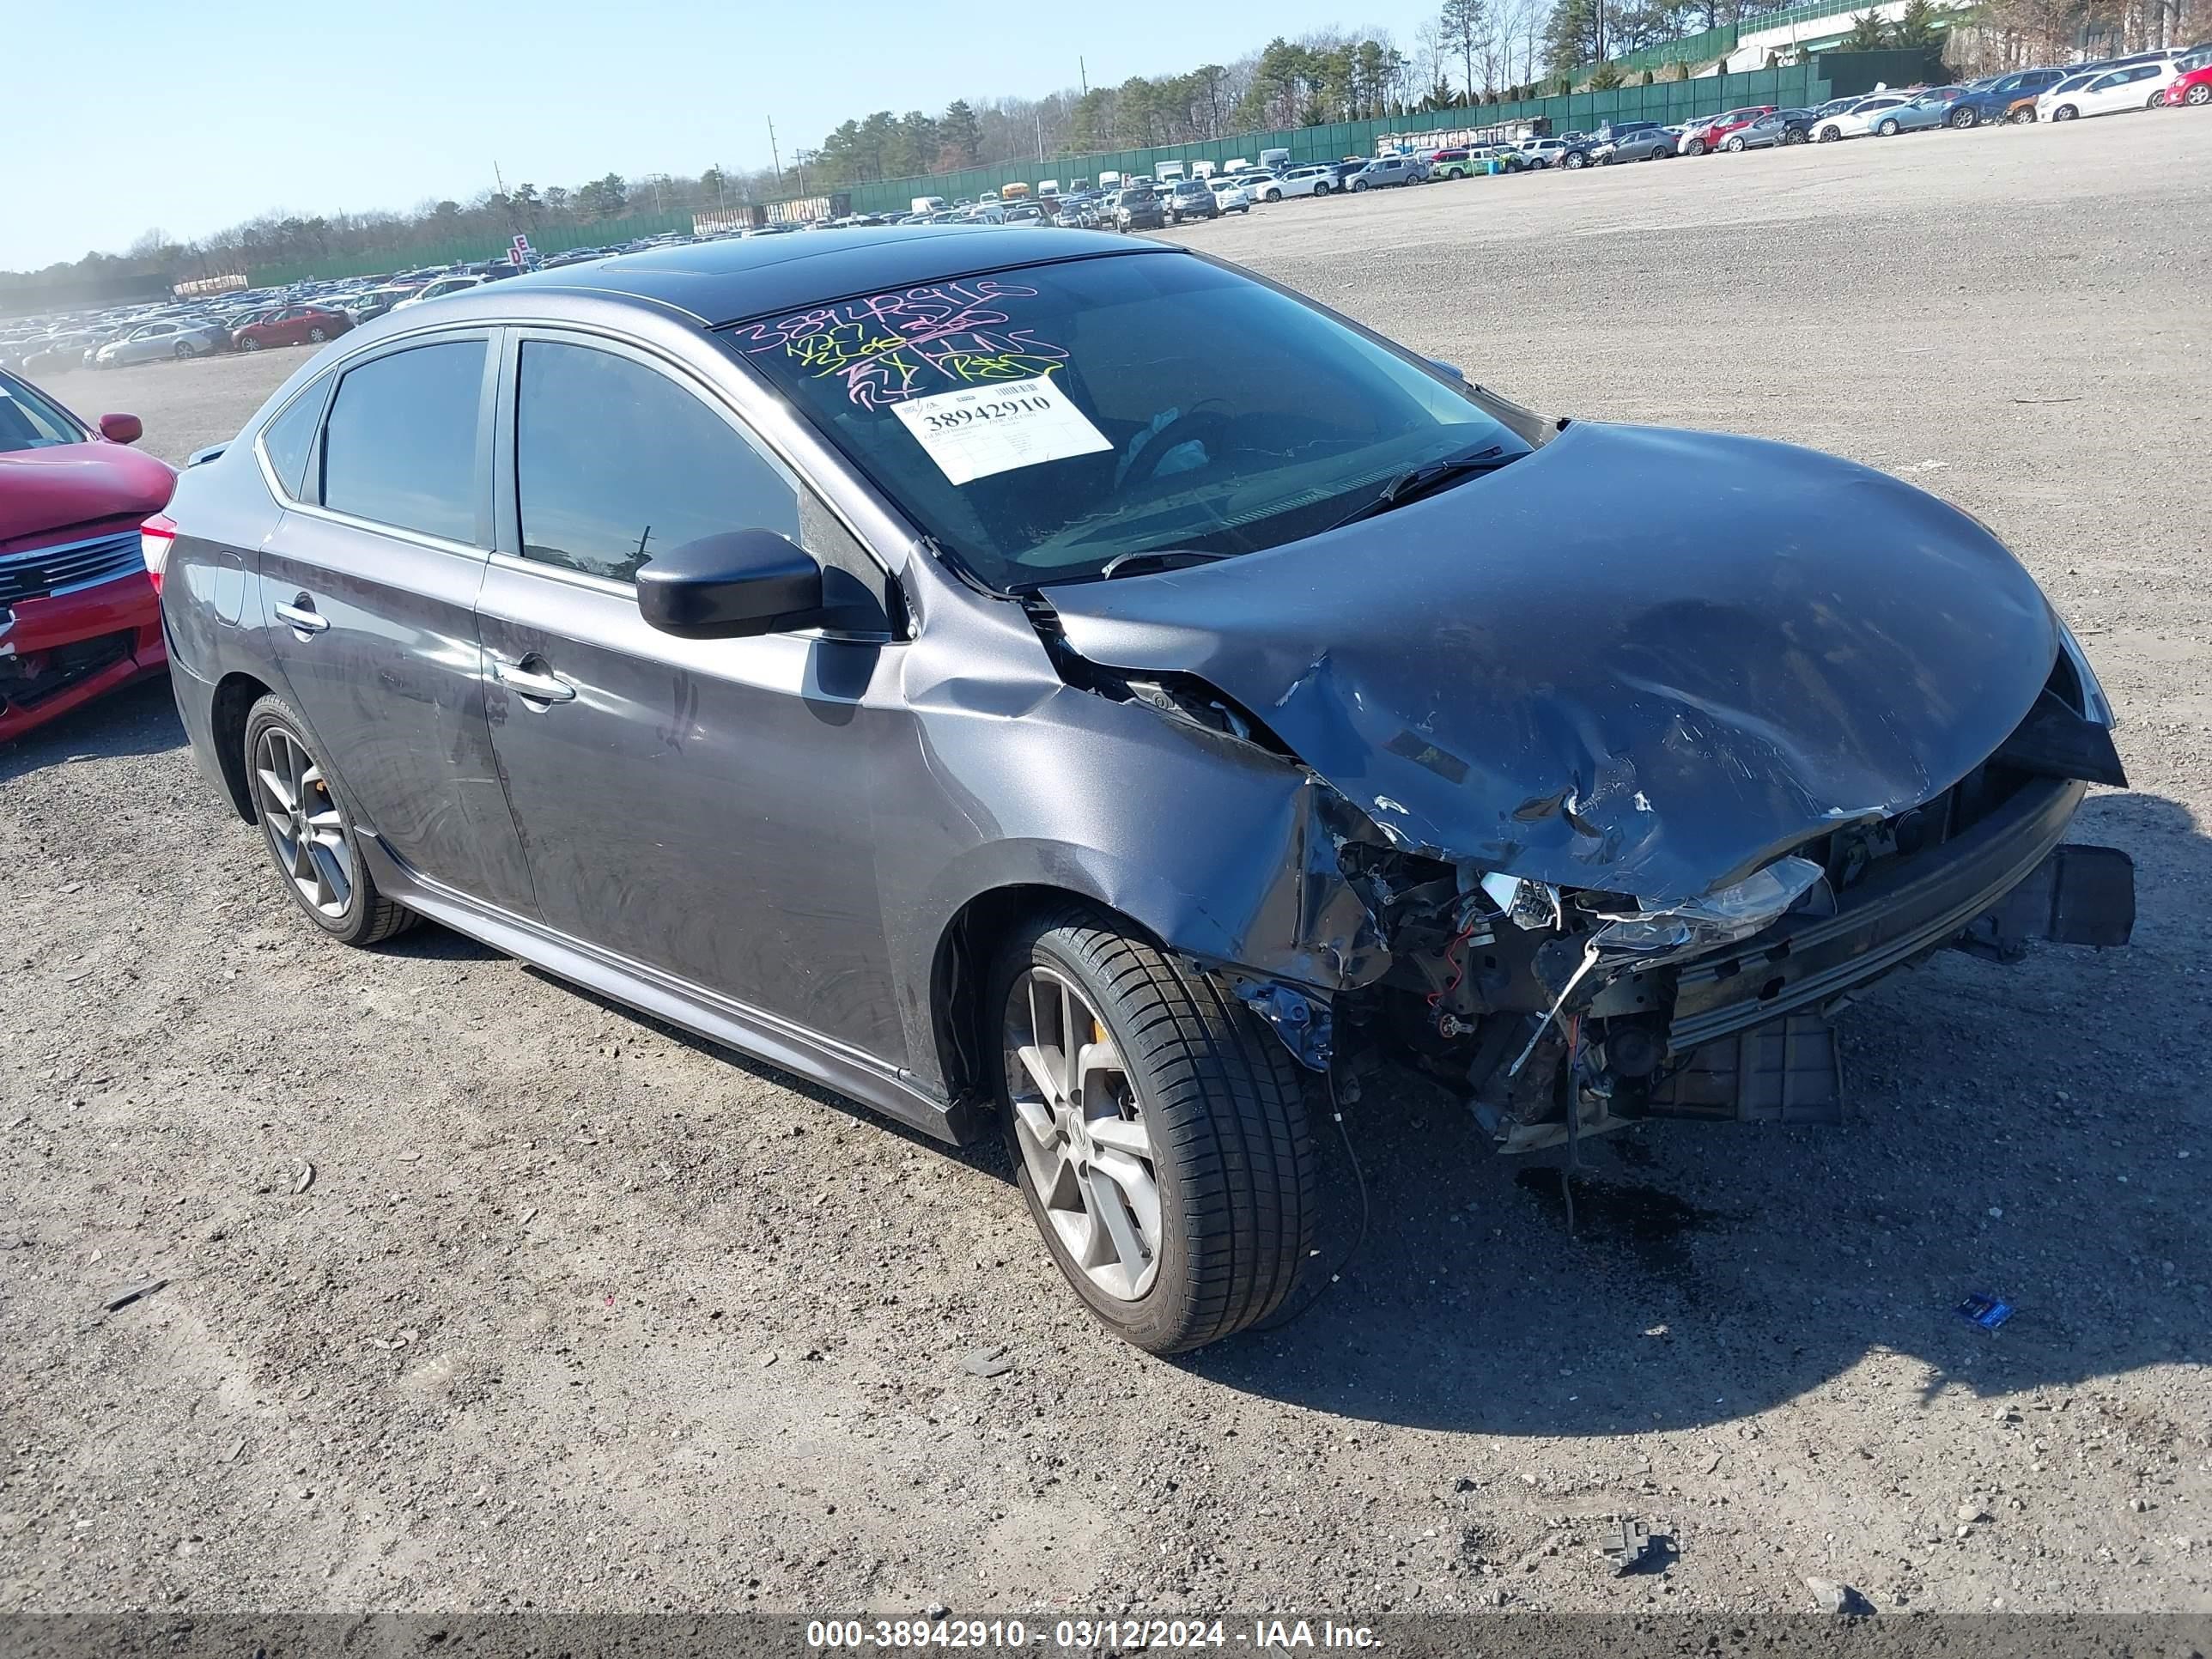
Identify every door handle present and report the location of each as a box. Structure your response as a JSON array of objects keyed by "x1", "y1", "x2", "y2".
[
  {"x1": 273, "y1": 596, "x2": 328, "y2": 635},
  {"x1": 489, "y1": 653, "x2": 577, "y2": 703}
]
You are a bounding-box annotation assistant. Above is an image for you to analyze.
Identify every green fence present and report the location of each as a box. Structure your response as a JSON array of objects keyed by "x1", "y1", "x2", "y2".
[
  {"x1": 837, "y1": 64, "x2": 1831, "y2": 216},
  {"x1": 248, "y1": 210, "x2": 697, "y2": 288},
  {"x1": 245, "y1": 64, "x2": 1840, "y2": 286}
]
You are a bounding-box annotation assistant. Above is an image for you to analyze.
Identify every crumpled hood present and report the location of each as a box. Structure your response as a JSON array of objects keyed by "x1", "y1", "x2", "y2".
[
  {"x1": 1042, "y1": 422, "x2": 2059, "y2": 903},
  {"x1": 0, "y1": 441, "x2": 176, "y2": 550}
]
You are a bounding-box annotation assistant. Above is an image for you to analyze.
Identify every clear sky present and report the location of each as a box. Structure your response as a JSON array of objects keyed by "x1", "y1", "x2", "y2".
[{"x1": 12, "y1": 0, "x2": 1435, "y2": 271}]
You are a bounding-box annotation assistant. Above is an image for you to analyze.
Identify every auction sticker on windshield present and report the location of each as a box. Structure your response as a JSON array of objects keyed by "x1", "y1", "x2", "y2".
[{"x1": 888, "y1": 374, "x2": 1111, "y2": 485}]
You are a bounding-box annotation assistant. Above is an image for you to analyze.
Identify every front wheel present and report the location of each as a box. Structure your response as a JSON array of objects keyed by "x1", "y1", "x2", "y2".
[
  {"x1": 307, "y1": 325, "x2": 327, "y2": 342},
  {"x1": 1685, "y1": 137, "x2": 1706, "y2": 155},
  {"x1": 994, "y1": 908, "x2": 1316, "y2": 1354},
  {"x1": 240, "y1": 336, "x2": 263, "y2": 351},
  {"x1": 2010, "y1": 105, "x2": 2037, "y2": 123},
  {"x1": 1565, "y1": 150, "x2": 1587, "y2": 168},
  {"x1": 1724, "y1": 135, "x2": 1745, "y2": 152},
  {"x1": 244, "y1": 695, "x2": 417, "y2": 946},
  {"x1": 2052, "y1": 105, "x2": 2077, "y2": 120},
  {"x1": 1352, "y1": 177, "x2": 1368, "y2": 191},
  {"x1": 1818, "y1": 125, "x2": 1842, "y2": 142},
  {"x1": 173, "y1": 341, "x2": 195, "y2": 359},
  {"x1": 1877, "y1": 118, "x2": 1900, "y2": 136},
  {"x1": 1950, "y1": 106, "x2": 1978, "y2": 128},
  {"x1": 1265, "y1": 188, "x2": 1281, "y2": 201}
]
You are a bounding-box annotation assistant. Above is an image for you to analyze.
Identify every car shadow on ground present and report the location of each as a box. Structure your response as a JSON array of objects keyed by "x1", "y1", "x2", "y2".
[
  {"x1": 1185, "y1": 788, "x2": 2206, "y2": 1437},
  {"x1": 0, "y1": 676, "x2": 183, "y2": 787}
]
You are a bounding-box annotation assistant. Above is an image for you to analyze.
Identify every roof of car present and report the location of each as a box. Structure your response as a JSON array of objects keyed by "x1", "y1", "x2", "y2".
[{"x1": 477, "y1": 224, "x2": 1161, "y2": 326}]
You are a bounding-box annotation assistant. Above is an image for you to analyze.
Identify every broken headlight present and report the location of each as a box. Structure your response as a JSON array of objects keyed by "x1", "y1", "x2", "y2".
[
  {"x1": 2055, "y1": 618, "x2": 2115, "y2": 729},
  {"x1": 1586, "y1": 856, "x2": 1828, "y2": 959}
]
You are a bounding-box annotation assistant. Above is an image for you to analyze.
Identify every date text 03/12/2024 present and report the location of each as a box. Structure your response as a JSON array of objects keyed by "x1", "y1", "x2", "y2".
[{"x1": 804, "y1": 1618, "x2": 1381, "y2": 1650}]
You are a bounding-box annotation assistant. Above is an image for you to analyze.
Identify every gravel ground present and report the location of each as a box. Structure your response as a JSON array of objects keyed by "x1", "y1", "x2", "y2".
[{"x1": 4, "y1": 112, "x2": 2209, "y2": 1620}]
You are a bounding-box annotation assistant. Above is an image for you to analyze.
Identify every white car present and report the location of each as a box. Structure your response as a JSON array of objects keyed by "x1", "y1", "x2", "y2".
[
  {"x1": 1207, "y1": 179, "x2": 1254, "y2": 214},
  {"x1": 2039, "y1": 58, "x2": 2179, "y2": 118},
  {"x1": 1274, "y1": 164, "x2": 1341, "y2": 198},
  {"x1": 1518, "y1": 137, "x2": 1571, "y2": 168},
  {"x1": 1231, "y1": 170, "x2": 1284, "y2": 201},
  {"x1": 391, "y1": 274, "x2": 489, "y2": 310},
  {"x1": 1809, "y1": 93, "x2": 1917, "y2": 141}
]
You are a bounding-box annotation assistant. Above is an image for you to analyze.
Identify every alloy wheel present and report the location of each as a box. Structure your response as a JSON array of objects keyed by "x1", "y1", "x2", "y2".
[
  {"x1": 1003, "y1": 964, "x2": 1159, "y2": 1302},
  {"x1": 2190, "y1": 84, "x2": 2211, "y2": 105},
  {"x1": 308, "y1": 326, "x2": 327, "y2": 342},
  {"x1": 254, "y1": 725, "x2": 355, "y2": 919},
  {"x1": 241, "y1": 336, "x2": 262, "y2": 350}
]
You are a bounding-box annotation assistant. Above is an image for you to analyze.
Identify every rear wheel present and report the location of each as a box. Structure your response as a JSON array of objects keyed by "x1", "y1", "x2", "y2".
[
  {"x1": 244, "y1": 694, "x2": 417, "y2": 947},
  {"x1": 1784, "y1": 126, "x2": 1808, "y2": 143},
  {"x1": 2146, "y1": 91, "x2": 2165, "y2": 108},
  {"x1": 1313, "y1": 180, "x2": 1331, "y2": 194},
  {"x1": 993, "y1": 908, "x2": 1316, "y2": 1354}
]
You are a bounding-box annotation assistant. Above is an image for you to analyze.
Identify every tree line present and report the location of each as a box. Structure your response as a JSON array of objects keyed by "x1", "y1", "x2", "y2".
[{"x1": 8, "y1": 0, "x2": 2197, "y2": 295}]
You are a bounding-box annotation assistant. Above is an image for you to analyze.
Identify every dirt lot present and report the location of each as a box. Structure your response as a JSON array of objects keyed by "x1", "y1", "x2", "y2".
[{"x1": 5, "y1": 113, "x2": 2209, "y2": 1620}]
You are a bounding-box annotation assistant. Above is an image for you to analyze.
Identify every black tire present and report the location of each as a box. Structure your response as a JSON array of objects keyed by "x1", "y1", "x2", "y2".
[
  {"x1": 173, "y1": 341, "x2": 194, "y2": 359},
  {"x1": 991, "y1": 906, "x2": 1316, "y2": 1354},
  {"x1": 1818, "y1": 124, "x2": 1842, "y2": 142},
  {"x1": 1950, "y1": 106, "x2": 1978, "y2": 128},
  {"x1": 1565, "y1": 150, "x2": 1587, "y2": 168},
  {"x1": 1265, "y1": 188, "x2": 1281, "y2": 201},
  {"x1": 1352, "y1": 177, "x2": 1369, "y2": 191},
  {"x1": 1685, "y1": 137, "x2": 1706, "y2": 155},
  {"x1": 243, "y1": 693, "x2": 417, "y2": 946},
  {"x1": 2052, "y1": 104, "x2": 2077, "y2": 120},
  {"x1": 240, "y1": 336, "x2": 262, "y2": 351},
  {"x1": 2145, "y1": 91, "x2": 2164, "y2": 108},
  {"x1": 1313, "y1": 180, "x2": 1330, "y2": 194},
  {"x1": 1725, "y1": 135, "x2": 1745, "y2": 152},
  {"x1": 2189, "y1": 83, "x2": 2211, "y2": 106},
  {"x1": 1877, "y1": 117, "x2": 1900, "y2": 136},
  {"x1": 307, "y1": 325, "x2": 327, "y2": 342},
  {"x1": 2010, "y1": 106, "x2": 2037, "y2": 123},
  {"x1": 1784, "y1": 126, "x2": 1808, "y2": 143}
]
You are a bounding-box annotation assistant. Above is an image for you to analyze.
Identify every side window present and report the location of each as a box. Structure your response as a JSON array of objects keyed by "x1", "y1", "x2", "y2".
[
  {"x1": 320, "y1": 339, "x2": 486, "y2": 544},
  {"x1": 514, "y1": 340, "x2": 799, "y2": 583},
  {"x1": 258, "y1": 379, "x2": 327, "y2": 499}
]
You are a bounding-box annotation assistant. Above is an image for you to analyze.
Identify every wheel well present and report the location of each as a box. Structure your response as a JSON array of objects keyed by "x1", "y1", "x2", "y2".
[
  {"x1": 931, "y1": 884, "x2": 1152, "y2": 1110},
  {"x1": 210, "y1": 672, "x2": 273, "y2": 823}
]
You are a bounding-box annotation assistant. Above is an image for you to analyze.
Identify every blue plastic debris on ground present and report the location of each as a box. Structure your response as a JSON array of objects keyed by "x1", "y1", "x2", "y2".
[{"x1": 1957, "y1": 1292, "x2": 2015, "y2": 1331}]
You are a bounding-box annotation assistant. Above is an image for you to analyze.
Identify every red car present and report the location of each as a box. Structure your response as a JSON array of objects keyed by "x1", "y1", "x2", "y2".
[
  {"x1": 0, "y1": 370, "x2": 175, "y2": 744},
  {"x1": 1680, "y1": 105, "x2": 1777, "y2": 154},
  {"x1": 2161, "y1": 59, "x2": 2212, "y2": 105},
  {"x1": 230, "y1": 304, "x2": 354, "y2": 351}
]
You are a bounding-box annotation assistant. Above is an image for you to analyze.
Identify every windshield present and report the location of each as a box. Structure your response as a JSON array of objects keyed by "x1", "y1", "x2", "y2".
[
  {"x1": 0, "y1": 372, "x2": 88, "y2": 452},
  {"x1": 725, "y1": 252, "x2": 1528, "y2": 592}
]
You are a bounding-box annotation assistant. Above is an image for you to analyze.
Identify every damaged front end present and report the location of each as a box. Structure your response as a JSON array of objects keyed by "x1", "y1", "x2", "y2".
[
  {"x1": 1293, "y1": 653, "x2": 2133, "y2": 1153},
  {"x1": 1027, "y1": 422, "x2": 2140, "y2": 1150}
]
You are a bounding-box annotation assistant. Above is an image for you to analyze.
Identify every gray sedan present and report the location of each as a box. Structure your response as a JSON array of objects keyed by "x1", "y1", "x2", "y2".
[
  {"x1": 93, "y1": 318, "x2": 228, "y2": 367},
  {"x1": 155, "y1": 227, "x2": 2135, "y2": 1354}
]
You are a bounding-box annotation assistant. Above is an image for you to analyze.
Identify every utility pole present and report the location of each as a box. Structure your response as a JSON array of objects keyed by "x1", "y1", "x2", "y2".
[
  {"x1": 768, "y1": 117, "x2": 783, "y2": 188},
  {"x1": 493, "y1": 160, "x2": 507, "y2": 198},
  {"x1": 1035, "y1": 107, "x2": 1047, "y2": 161},
  {"x1": 1079, "y1": 56, "x2": 1089, "y2": 95}
]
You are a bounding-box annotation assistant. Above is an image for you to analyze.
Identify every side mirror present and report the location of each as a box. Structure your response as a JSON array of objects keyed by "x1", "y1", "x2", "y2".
[
  {"x1": 637, "y1": 530, "x2": 824, "y2": 640},
  {"x1": 99, "y1": 413, "x2": 143, "y2": 445}
]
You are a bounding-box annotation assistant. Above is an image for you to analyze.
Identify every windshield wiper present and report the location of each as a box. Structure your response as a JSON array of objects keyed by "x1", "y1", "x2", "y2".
[
  {"x1": 1097, "y1": 547, "x2": 1239, "y2": 580},
  {"x1": 1322, "y1": 444, "x2": 1515, "y2": 532}
]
